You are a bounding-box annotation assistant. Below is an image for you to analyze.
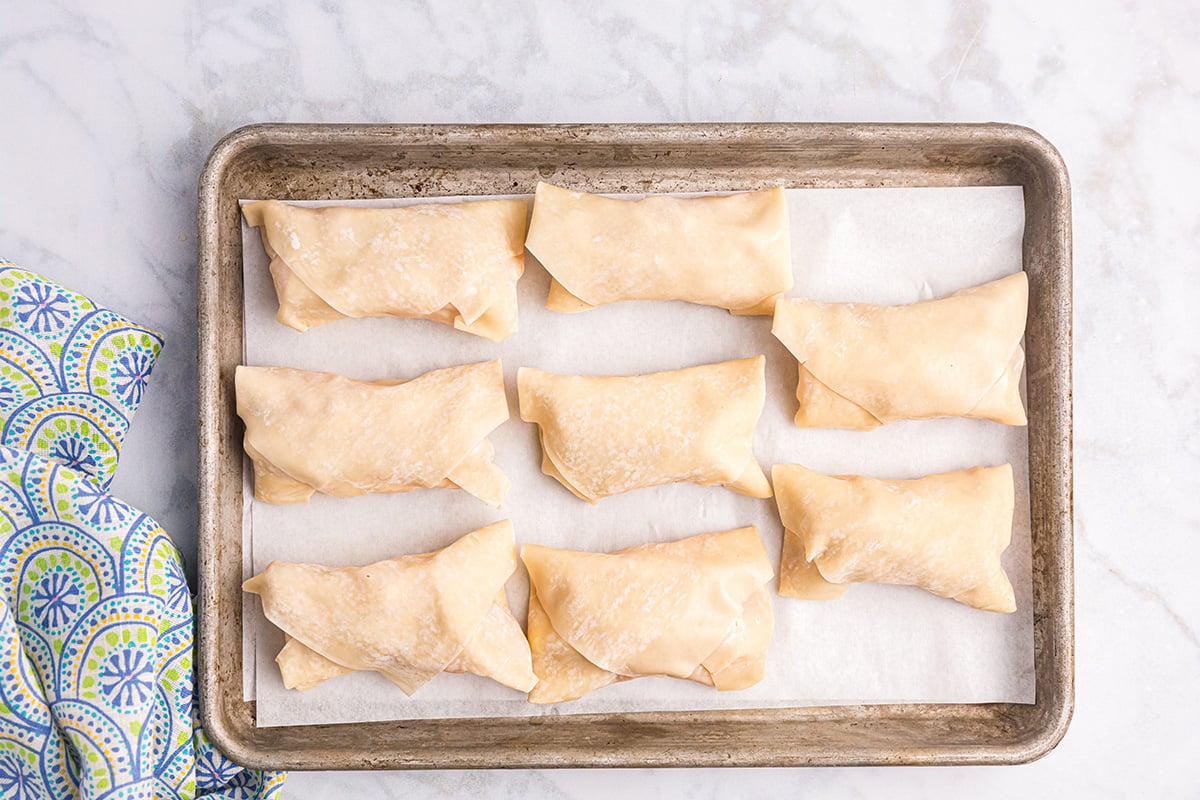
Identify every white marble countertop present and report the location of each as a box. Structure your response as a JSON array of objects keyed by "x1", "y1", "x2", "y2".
[{"x1": 2, "y1": 1, "x2": 1196, "y2": 796}]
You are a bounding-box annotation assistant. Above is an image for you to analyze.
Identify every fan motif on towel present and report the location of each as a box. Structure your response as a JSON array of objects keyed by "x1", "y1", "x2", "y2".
[{"x1": 0, "y1": 262, "x2": 164, "y2": 487}]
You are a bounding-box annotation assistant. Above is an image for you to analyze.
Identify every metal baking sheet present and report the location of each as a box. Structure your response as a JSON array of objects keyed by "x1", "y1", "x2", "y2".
[{"x1": 197, "y1": 123, "x2": 1073, "y2": 769}]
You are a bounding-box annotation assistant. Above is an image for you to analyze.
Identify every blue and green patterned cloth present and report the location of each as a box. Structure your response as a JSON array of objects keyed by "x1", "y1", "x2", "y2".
[
  {"x1": 0, "y1": 262, "x2": 162, "y2": 489},
  {"x1": 0, "y1": 264, "x2": 284, "y2": 799}
]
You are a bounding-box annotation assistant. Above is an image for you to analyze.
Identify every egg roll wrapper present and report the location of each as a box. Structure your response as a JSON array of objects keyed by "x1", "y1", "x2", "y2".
[
  {"x1": 236, "y1": 360, "x2": 510, "y2": 507},
  {"x1": 517, "y1": 357, "x2": 770, "y2": 503},
  {"x1": 771, "y1": 272, "x2": 1028, "y2": 429},
  {"x1": 243, "y1": 198, "x2": 527, "y2": 340},
  {"x1": 244, "y1": 520, "x2": 537, "y2": 695},
  {"x1": 525, "y1": 182, "x2": 791, "y2": 315},
  {"x1": 523, "y1": 527, "x2": 773, "y2": 704},
  {"x1": 773, "y1": 464, "x2": 1017, "y2": 613}
]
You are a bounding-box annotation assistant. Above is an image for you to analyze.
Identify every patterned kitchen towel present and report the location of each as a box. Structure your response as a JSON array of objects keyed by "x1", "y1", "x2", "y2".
[
  {"x1": 0, "y1": 263, "x2": 283, "y2": 798},
  {"x1": 0, "y1": 445, "x2": 284, "y2": 799},
  {"x1": 0, "y1": 261, "x2": 163, "y2": 488}
]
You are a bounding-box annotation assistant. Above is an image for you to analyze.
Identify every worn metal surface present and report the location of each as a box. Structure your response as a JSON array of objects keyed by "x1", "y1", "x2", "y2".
[{"x1": 196, "y1": 123, "x2": 1073, "y2": 770}]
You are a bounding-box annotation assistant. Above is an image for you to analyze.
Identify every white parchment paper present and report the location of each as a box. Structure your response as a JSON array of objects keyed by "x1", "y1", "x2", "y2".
[{"x1": 239, "y1": 187, "x2": 1035, "y2": 727}]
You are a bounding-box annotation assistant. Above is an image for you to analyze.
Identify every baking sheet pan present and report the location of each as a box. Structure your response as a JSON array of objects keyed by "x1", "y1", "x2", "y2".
[
  {"x1": 238, "y1": 187, "x2": 1035, "y2": 728},
  {"x1": 197, "y1": 123, "x2": 1072, "y2": 768}
]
